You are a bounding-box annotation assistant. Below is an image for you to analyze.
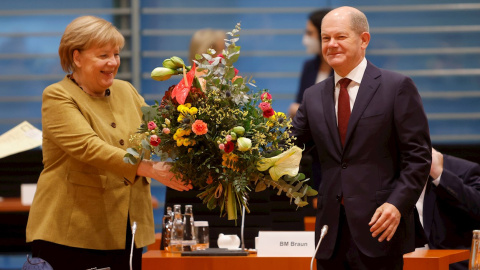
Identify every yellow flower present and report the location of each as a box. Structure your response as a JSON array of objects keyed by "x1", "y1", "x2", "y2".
[
  {"x1": 176, "y1": 138, "x2": 184, "y2": 147},
  {"x1": 183, "y1": 138, "x2": 191, "y2": 146},
  {"x1": 185, "y1": 103, "x2": 192, "y2": 108},
  {"x1": 256, "y1": 146, "x2": 303, "y2": 181},
  {"x1": 189, "y1": 107, "x2": 198, "y2": 115}
]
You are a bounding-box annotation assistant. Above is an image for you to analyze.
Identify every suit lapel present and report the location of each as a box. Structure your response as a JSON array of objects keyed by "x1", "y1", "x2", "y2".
[
  {"x1": 344, "y1": 62, "x2": 381, "y2": 149},
  {"x1": 321, "y1": 77, "x2": 342, "y2": 155}
]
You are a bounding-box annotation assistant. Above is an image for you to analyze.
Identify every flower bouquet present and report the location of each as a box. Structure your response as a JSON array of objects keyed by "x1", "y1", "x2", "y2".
[{"x1": 124, "y1": 23, "x2": 317, "y2": 220}]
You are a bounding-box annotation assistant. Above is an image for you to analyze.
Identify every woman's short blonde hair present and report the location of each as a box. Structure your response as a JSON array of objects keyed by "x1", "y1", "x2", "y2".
[
  {"x1": 189, "y1": 29, "x2": 225, "y2": 64},
  {"x1": 59, "y1": 16, "x2": 125, "y2": 73}
]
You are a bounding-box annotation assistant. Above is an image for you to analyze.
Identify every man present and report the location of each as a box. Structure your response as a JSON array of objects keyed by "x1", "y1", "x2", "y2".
[
  {"x1": 417, "y1": 148, "x2": 480, "y2": 270},
  {"x1": 291, "y1": 6, "x2": 432, "y2": 269}
]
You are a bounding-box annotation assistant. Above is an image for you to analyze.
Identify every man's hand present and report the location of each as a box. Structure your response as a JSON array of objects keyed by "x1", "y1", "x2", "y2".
[
  {"x1": 368, "y1": 202, "x2": 401, "y2": 242},
  {"x1": 430, "y1": 148, "x2": 444, "y2": 179}
]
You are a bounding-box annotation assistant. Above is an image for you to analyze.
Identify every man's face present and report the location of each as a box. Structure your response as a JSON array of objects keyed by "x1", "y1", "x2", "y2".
[{"x1": 321, "y1": 11, "x2": 369, "y2": 76}]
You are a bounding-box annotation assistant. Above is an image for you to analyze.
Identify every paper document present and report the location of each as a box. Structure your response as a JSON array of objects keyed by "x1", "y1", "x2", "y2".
[{"x1": 0, "y1": 121, "x2": 42, "y2": 159}]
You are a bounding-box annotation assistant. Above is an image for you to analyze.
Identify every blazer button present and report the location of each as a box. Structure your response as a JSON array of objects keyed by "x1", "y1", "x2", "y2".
[
  {"x1": 124, "y1": 180, "x2": 129, "y2": 186},
  {"x1": 111, "y1": 122, "x2": 116, "y2": 128},
  {"x1": 119, "y1": 139, "x2": 125, "y2": 145},
  {"x1": 341, "y1": 162, "x2": 348, "y2": 169}
]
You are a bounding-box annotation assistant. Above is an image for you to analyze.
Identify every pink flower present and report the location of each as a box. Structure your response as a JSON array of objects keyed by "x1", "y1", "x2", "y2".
[
  {"x1": 218, "y1": 53, "x2": 224, "y2": 59},
  {"x1": 162, "y1": 127, "x2": 170, "y2": 134},
  {"x1": 150, "y1": 135, "x2": 161, "y2": 146},
  {"x1": 261, "y1": 92, "x2": 272, "y2": 101},
  {"x1": 147, "y1": 121, "x2": 157, "y2": 130},
  {"x1": 192, "y1": 120, "x2": 208, "y2": 135},
  {"x1": 219, "y1": 143, "x2": 225, "y2": 150},
  {"x1": 259, "y1": 102, "x2": 271, "y2": 112},
  {"x1": 225, "y1": 135, "x2": 232, "y2": 142},
  {"x1": 224, "y1": 141, "x2": 235, "y2": 153},
  {"x1": 263, "y1": 108, "x2": 275, "y2": 118}
]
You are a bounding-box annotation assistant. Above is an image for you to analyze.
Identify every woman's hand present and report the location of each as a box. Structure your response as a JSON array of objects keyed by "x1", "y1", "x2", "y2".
[{"x1": 137, "y1": 160, "x2": 192, "y2": 191}]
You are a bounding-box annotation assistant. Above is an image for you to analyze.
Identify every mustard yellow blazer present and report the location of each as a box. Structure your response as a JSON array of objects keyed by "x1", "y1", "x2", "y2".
[{"x1": 26, "y1": 76, "x2": 155, "y2": 250}]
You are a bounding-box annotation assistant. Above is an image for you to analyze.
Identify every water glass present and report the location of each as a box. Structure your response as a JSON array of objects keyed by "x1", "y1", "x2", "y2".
[{"x1": 194, "y1": 221, "x2": 209, "y2": 250}]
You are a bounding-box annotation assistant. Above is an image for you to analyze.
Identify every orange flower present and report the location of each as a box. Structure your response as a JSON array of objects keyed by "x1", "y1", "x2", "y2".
[
  {"x1": 192, "y1": 120, "x2": 208, "y2": 135},
  {"x1": 206, "y1": 175, "x2": 214, "y2": 185}
]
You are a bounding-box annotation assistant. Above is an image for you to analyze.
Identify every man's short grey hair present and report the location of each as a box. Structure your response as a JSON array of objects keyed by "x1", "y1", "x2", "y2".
[{"x1": 350, "y1": 10, "x2": 369, "y2": 35}]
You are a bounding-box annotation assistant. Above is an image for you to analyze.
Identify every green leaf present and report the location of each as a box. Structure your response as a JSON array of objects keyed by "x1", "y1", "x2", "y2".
[
  {"x1": 225, "y1": 67, "x2": 235, "y2": 80},
  {"x1": 126, "y1": 147, "x2": 139, "y2": 156},
  {"x1": 306, "y1": 187, "x2": 318, "y2": 196},
  {"x1": 141, "y1": 106, "x2": 158, "y2": 122}
]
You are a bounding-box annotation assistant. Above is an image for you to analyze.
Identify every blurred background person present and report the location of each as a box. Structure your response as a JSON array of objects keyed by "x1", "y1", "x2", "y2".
[
  {"x1": 416, "y1": 148, "x2": 480, "y2": 270},
  {"x1": 189, "y1": 28, "x2": 225, "y2": 64},
  {"x1": 288, "y1": 8, "x2": 332, "y2": 119},
  {"x1": 25, "y1": 15, "x2": 190, "y2": 270}
]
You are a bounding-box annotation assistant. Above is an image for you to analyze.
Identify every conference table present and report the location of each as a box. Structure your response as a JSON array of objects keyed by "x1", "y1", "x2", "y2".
[{"x1": 142, "y1": 249, "x2": 470, "y2": 270}]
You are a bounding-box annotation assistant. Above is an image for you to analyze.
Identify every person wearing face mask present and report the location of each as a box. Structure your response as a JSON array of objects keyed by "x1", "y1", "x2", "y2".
[
  {"x1": 26, "y1": 16, "x2": 192, "y2": 270},
  {"x1": 288, "y1": 9, "x2": 332, "y2": 196},
  {"x1": 288, "y1": 8, "x2": 332, "y2": 119}
]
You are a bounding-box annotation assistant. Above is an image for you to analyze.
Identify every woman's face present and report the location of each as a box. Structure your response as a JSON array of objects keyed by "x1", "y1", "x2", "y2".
[
  {"x1": 73, "y1": 44, "x2": 120, "y2": 94},
  {"x1": 302, "y1": 20, "x2": 321, "y2": 55}
]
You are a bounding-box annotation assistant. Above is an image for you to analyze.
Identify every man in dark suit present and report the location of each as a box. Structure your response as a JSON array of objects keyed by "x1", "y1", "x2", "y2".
[
  {"x1": 417, "y1": 148, "x2": 480, "y2": 270},
  {"x1": 291, "y1": 6, "x2": 432, "y2": 269}
]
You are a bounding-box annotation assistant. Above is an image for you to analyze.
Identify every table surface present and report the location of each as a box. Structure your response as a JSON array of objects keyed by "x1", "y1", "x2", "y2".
[
  {"x1": 0, "y1": 197, "x2": 30, "y2": 212},
  {"x1": 142, "y1": 249, "x2": 470, "y2": 270}
]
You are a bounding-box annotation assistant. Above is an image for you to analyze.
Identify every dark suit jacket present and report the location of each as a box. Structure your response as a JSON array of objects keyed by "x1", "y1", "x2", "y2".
[
  {"x1": 291, "y1": 61, "x2": 432, "y2": 259},
  {"x1": 296, "y1": 56, "x2": 334, "y2": 189},
  {"x1": 423, "y1": 154, "x2": 480, "y2": 270}
]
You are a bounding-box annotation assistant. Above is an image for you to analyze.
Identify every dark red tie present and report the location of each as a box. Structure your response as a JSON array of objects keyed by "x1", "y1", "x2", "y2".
[{"x1": 338, "y1": 78, "x2": 352, "y2": 146}]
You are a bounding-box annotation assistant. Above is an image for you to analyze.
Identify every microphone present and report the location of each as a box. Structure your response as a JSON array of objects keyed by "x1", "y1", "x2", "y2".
[
  {"x1": 310, "y1": 225, "x2": 328, "y2": 270},
  {"x1": 130, "y1": 221, "x2": 137, "y2": 270}
]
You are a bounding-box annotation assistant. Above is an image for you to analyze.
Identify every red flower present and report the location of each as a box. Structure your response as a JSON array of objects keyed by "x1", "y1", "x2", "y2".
[
  {"x1": 224, "y1": 141, "x2": 235, "y2": 153},
  {"x1": 261, "y1": 92, "x2": 272, "y2": 101},
  {"x1": 218, "y1": 53, "x2": 224, "y2": 59},
  {"x1": 192, "y1": 120, "x2": 208, "y2": 135},
  {"x1": 150, "y1": 135, "x2": 161, "y2": 146},
  {"x1": 171, "y1": 63, "x2": 196, "y2": 105},
  {"x1": 263, "y1": 108, "x2": 275, "y2": 118},
  {"x1": 234, "y1": 68, "x2": 239, "y2": 76},
  {"x1": 147, "y1": 121, "x2": 157, "y2": 130},
  {"x1": 259, "y1": 102, "x2": 271, "y2": 112},
  {"x1": 206, "y1": 175, "x2": 214, "y2": 184}
]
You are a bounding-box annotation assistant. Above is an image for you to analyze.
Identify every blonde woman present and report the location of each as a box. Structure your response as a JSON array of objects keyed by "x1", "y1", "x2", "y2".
[{"x1": 26, "y1": 15, "x2": 191, "y2": 270}]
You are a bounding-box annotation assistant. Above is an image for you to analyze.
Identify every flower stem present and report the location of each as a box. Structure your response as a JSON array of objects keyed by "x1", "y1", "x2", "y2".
[{"x1": 227, "y1": 183, "x2": 237, "y2": 220}]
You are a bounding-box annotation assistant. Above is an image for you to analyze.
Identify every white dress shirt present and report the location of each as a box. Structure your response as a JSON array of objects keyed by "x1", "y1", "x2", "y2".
[{"x1": 334, "y1": 57, "x2": 367, "y2": 125}]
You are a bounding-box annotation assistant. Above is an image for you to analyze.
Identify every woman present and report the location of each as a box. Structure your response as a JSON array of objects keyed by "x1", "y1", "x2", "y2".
[
  {"x1": 189, "y1": 28, "x2": 225, "y2": 64},
  {"x1": 26, "y1": 16, "x2": 191, "y2": 270},
  {"x1": 288, "y1": 9, "x2": 332, "y2": 119}
]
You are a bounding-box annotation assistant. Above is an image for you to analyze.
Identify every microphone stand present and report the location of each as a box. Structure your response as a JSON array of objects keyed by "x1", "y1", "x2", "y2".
[
  {"x1": 310, "y1": 225, "x2": 328, "y2": 270},
  {"x1": 241, "y1": 206, "x2": 246, "y2": 251},
  {"x1": 130, "y1": 221, "x2": 137, "y2": 270}
]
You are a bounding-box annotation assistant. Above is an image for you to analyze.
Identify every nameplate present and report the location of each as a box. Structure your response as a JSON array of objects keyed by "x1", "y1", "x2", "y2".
[{"x1": 257, "y1": 231, "x2": 314, "y2": 257}]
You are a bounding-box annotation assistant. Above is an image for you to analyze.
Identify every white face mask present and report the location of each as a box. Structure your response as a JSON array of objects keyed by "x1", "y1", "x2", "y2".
[{"x1": 302, "y1": 35, "x2": 320, "y2": 55}]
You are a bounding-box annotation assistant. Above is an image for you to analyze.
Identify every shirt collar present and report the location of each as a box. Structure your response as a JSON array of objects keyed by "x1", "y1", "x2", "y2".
[{"x1": 334, "y1": 57, "x2": 367, "y2": 86}]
